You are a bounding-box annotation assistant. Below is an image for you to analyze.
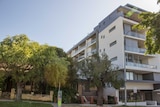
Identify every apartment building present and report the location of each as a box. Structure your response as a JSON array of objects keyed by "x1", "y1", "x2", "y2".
[{"x1": 67, "y1": 4, "x2": 160, "y2": 104}]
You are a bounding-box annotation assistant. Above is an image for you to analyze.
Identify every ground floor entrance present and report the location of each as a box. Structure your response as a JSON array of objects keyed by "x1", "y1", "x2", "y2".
[{"x1": 119, "y1": 90, "x2": 153, "y2": 102}]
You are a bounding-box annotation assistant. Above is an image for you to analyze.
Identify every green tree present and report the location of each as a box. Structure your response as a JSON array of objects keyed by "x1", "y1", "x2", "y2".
[
  {"x1": 0, "y1": 72, "x2": 5, "y2": 90},
  {"x1": 0, "y1": 34, "x2": 38, "y2": 101},
  {"x1": 30, "y1": 45, "x2": 58, "y2": 93},
  {"x1": 134, "y1": 1, "x2": 160, "y2": 54},
  {"x1": 31, "y1": 45, "x2": 68, "y2": 93},
  {"x1": 44, "y1": 59, "x2": 69, "y2": 89},
  {"x1": 66, "y1": 57, "x2": 78, "y2": 88},
  {"x1": 78, "y1": 54, "x2": 123, "y2": 106},
  {"x1": 43, "y1": 47, "x2": 69, "y2": 89}
]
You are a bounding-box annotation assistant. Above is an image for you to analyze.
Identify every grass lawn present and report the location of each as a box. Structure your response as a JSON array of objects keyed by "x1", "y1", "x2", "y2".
[{"x1": 0, "y1": 101, "x2": 53, "y2": 107}]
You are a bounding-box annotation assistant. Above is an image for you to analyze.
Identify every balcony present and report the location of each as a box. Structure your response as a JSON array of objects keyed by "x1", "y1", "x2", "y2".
[
  {"x1": 79, "y1": 45, "x2": 85, "y2": 52},
  {"x1": 87, "y1": 49, "x2": 97, "y2": 56},
  {"x1": 126, "y1": 62, "x2": 157, "y2": 70},
  {"x1": 125, "y1": 46, "x2": 146, "y2": 53},
  {"x1": 79, "y1": 55, "x2": 85, "y2": 60},
  {"x1": 87, "y1": 38, "x2": 96, "y2": 47},
  {"x1": 91, "y1": 38, "x2": 96, "y2": 43},
  {"x1": 91, "y1": 49, "x2": 97, "y2": 54},
  {"x1": 125, "y1": 31, "x2": 145, "y2": 39}
]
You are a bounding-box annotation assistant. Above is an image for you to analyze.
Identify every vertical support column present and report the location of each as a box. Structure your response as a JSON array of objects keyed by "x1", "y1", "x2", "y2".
[
  {"x1": 10, "y1": 88, "x2": 16, "y2": 99},
  {"x1": 78, "y1": 83, "x2": 82, "y2": 96},
  {"x1": 50, "y1": 91, "x2": 54, "y2": 102},
  {"x1": 115, "y1": 90, "x2": 119, "y2": 104},
  {"x1": 0, "y1": 89, "x2": 2, "y2": 98}
]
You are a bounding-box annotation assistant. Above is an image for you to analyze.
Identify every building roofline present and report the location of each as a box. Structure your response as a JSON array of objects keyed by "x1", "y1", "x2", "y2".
[
  {"x1": 67, "y1": 30, "x2": 96, "y2": 53},
  {"x1": 67, "y1": 4, "x2": 148, "y2": 54},
  {"x1": 125, "y1": 4, "x2": 147, "y2": 12}
]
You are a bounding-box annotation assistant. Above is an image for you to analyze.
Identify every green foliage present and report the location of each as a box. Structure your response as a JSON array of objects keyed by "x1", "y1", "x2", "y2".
[
  {"x1": 55, "y1": 47, "x2": 67, "y2": 57},
  {"x1": 27, "y1": 43, "x2": 69, "y2": 93},
  {"x1": 0, "y1": 34, "x2": 35, "y2": 83},
  {"x1": 133, "y1": 1, "x2": 160, "y2": 54},
  {"x1": 29, "y1": 45, "x2": 58, "y2": 88},
  {"x1": 0, "y1": 34, "x2": 70, "y2": 101},
  {"x1": 78, "y1": 53, "x2": 123, "y2": 88},
  {"x1": 44, "y1": 60, "x2": 69, "y2": 88},
  {"x1": 66, "y1": 57, "x2": 78, "y2": 88},
  {"x1": 52, "y1": 87, "x2": 78, "y2": 103},
  {"x1": 0, "y1": 101, "x2": 52, "y2": 107},
  {"x1": 0, "y1": 34, "x2": 41, "y2": 101},
  {"x1": 78, "y1": 53, "x2": 123, "y2": 105},
  {"x1": 62, "y1": 87, "x2": 78, "y2": 103},
  {"x1": 0, "y1": 72, "x2": 5, "y2": 89}
]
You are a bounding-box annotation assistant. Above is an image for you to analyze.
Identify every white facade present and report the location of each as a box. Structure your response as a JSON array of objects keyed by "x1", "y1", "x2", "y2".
[{"x1": 67, "y1": 4, "x2": 160, "y2": 104}]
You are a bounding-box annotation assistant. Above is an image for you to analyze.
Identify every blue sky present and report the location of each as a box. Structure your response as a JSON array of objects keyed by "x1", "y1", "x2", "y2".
[{"x1": 0, "y1": 0, "x2": 159, "y2": 52}]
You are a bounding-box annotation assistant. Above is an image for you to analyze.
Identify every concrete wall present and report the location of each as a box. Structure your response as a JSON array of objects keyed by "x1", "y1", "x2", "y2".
[
  {"x1": 126, "y1": 82, "x2": 153, "y2": 90},
  {"x1": 98, "y1": 17, "x2": 124, "y2": 69},
  {"x1": 10, "y1": 88, "x2": 53, "y2": 102},
  {"x1": 22, "y1": 93, "x2": 53, "y2": 102},
  {"x1": 153, "y1": 73, "x2": 160, "y2": 81},
  {"x1": 103, "y1": 87, "x2": 119, "y2": 102}
]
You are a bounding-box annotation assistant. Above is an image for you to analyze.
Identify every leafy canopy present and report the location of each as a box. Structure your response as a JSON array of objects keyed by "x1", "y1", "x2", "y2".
[
  {"x1": 78, "y1": 54, "x2": 123, "y2": 89},
  {"x1": 134, "y1": 1, "x2": 160, "y2": 54},
  {"x1": 0, "y1": 35, "x2": 35, "y2": 83}
]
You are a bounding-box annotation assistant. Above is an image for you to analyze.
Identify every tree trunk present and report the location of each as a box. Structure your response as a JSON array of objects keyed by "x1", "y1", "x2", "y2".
[
  {"x1": 97, "y1": 86, "x2": 103, "y2": 106},
  {"x1": 16, "y1": 82, "x2": 22, "y2": 101}
]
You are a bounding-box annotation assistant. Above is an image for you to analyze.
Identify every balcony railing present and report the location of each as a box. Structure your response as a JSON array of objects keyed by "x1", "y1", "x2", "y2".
[
  {"x1": 74, "y1": 50, "x2": 78, "y2": 54},
  {"x1": 79, "y1": 45, "x2": 85, "y2": 51},
  {"x1": 78, "y1": 55, "x2": 85, "y2": 60},
  {"x1": 126, "y1": 62, "x2": 157, "y2": 69},
  {"x1": 91, "y1": 49, "x2": 97, "y2": 54},
  {"x1": 91, "y1": 38, "x2": 96, "y2": 43},
  {"x1": 87, "y1": 49, "x2": 97, "y2": 56},
  {"x1": 125, "y1": 31, "x2": 145, "y2": 39},
  {"x1": 125, "y1": 47, "x2": 146, "y2": 53},
  {"x1": 87, "y1": 39, "x2": 96, "y2": 46}
]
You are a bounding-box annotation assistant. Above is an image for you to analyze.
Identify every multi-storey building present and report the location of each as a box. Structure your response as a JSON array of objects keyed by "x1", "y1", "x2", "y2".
[{"x1": 67, "y1": 4, "x2": 160, "y2": 104}]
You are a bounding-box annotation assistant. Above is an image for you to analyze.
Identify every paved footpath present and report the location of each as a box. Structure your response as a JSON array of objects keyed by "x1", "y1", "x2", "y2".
[
  {"x1": 41, "y1": 103, "x2": 160, "y2": 107},
  {"x1": 52, "y1": 104, "x2": 113, "y2": 107},
  {"x1": 52, "y1": 104, "x2": 160, "y2": 107}
]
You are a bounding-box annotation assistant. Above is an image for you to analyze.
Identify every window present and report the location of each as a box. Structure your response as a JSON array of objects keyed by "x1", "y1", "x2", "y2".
[
  {"x1": 103, "y1": 48, "x2": 105, "y2": 52},
  {"x1": 134, "y1": 73, "x2": 142, "y2": 80},
  {"x1": 109, "y1": 26, "x2": 116, "y2": 33},
  {"x1": 99, "y1": 49, "x2": 101, "y2": 52},
  {"x1": 110, "y1": 40, "x2": 117, "y2": 47},
  {"x1": 101, "y1": 35, "x2": 105, "y2": 39},
  {"x1": 103, "y1": 21, "x2": 105, "y2": 25},
  {"x1": 110, "y1": 56, "x2": 117, "y2": 62},
  {"x1": 126, "y1": 72, "x2": 133, "y2": 80}
]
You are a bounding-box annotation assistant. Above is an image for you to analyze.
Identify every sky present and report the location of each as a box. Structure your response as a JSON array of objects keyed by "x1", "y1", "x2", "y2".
[{"x1": 0, "y1": 0, "x2": 159, "y2": 52}]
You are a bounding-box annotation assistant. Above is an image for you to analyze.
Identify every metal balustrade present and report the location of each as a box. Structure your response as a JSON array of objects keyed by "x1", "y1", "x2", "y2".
[
  {"x1": 126, "y1": 62, "x2": 157, "y2": 69},
  {"x1": 125, "y1": 31, "x2": 145, "y2": 39},
  {"x1": 125, "y1": 46, "x2": 146, "y2": 53}
]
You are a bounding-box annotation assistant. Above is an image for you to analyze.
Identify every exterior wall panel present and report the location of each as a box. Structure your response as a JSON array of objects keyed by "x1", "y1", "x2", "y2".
[{"x1": 99, "y1": 17, "x2": 124, "y2": 69}]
